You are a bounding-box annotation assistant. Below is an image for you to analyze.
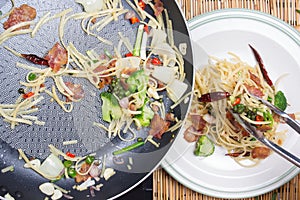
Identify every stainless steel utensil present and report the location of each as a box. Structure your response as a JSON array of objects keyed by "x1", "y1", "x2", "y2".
[
  {"x1": 228, "y1": 109, "x2": 300, "y2": 168},
  {"x1": 252, "y1": 95, "x2": 300, "y2": 134}
]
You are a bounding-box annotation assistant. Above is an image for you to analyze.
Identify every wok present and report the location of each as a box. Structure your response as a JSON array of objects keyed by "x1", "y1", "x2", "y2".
[{"x1": 0, "y1": 0, "x2": 194, "y2": 199}]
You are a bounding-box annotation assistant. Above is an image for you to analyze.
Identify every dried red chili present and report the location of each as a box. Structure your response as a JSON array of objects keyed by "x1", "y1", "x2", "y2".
[
  {"x1": 198, "y1": 92, "x2": 230, "y2": 102},
  {"x1": 21, "y1": 54, "x2": 49, "y2": 66},
  {"x1": 248, "y1": 45, "x2": 273, "y2": 87}
]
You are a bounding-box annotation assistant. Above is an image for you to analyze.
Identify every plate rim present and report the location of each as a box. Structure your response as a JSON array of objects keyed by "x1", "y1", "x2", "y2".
[{"x1": 162, "y1": 8, "x2": 300, "y2": 199}]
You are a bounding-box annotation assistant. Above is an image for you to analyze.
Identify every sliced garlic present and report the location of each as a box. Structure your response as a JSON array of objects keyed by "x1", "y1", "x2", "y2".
[
  {"x1": 51, "y1": 189, "x2": 63, "y2": 200},
  {"x1": 103, "y1": 168, "x2": 116, "y2": 180},
  {"x1": 39, "y1": 182, "x2": 55, "y2": 196}
]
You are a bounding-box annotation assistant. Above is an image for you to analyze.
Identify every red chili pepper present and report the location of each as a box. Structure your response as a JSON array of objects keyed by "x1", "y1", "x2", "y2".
[
  {"x1": 138, "y1": 0, "x2": 146, "y2": 10},
  {"x1": 66, "y1": 152, "x2": 76, "y2": 158},
  {"x1": 151, "y1": 57, "x2": 162, "y2": 65},
  {"x1": 125, "y1": 52, "x2": 133, "y2": 57},
  {"x1": 143, "y1": 24, "x2": 149, "y2": 34},
  {"x1": 21, "y1": 54, "x2": 49, "y2": 66},
  {"x1": 23, "y1": 92, "x2": 34, "y2": 99},
  {"x1": 198, "y1": 92, "x2": 230, "y2": 102},
  {"x1": 255, "y1": 115, "x2": 264, "y2": 122},
  {"x1": 232, "y1": 97, "x2": 241, "y2": 106},
  {"x1": 248, "y1": 45, "x2": 273, "y2": 87},
  {"x1": 130, "y1": 17, "x2": 140, "y2": 24}
]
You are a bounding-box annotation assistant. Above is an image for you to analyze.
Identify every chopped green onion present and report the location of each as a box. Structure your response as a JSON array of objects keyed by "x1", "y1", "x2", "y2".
[
  {"x1": 113, "y1": 140, "x2": 145, "y2": 155},
  {"x1": 63, "y1": 160, "x2": 73, "y2": 168},
  {"x1": 104, "y1": 49, "x2": 112, "y2": 59},
  {"x1": 28, "y1": 73, "x2": 37, "y2": 81},
  {"x1": 233, "y1": 104, "x2": 245, "y2": 114},
  {"x1": 263, "y1": 111, "x2": 274, "y2": 126},
  {"x1": 67, "y1": 168, "x2": 77, "y2": 178},
  {"x1": 85, "y1": 155, "x2": 95, "y2": 164},
  {"x1": 132, "y1": 24, "x2": 144, "y2": 57}
]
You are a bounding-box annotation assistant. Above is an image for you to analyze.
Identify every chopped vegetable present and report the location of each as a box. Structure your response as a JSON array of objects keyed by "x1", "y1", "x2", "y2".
[
  {"x1": 129, "y1": 16, "x2": 140, "y2": 24},
  {"x1": 85, "y1": 155, "x2": 95, "y2": 165},
  {"x1": 194, "y1": 135, "x2": 215, "y2": 157},
  {"x1": 126, "y1": 70, "x2": 148, "y2": 93},
  {"x1": 103, "y1": 168, "x2": 116, "y2": 180},
  {"x1": 75, "y1": 0, "x2": 104, "y2": 13},
  {"x1": 100, "y1": 92, "x2": 122, "y2": 122},
  {"x1": 152, "y1": 66, "x2": 175, "y2": 84},
  {"x1": 39, "y1": 154, "x2": 65, "y2": 180},
  {"x1": 134, "y1": 101, "x2": 154, "y2": 127},
  {"x1": 263, "y1": 110, "x2": 274, "y2": 125},
  {"x1": 167, "y1": 79, "x2": 188, "y2": 102},
  {"x1": 1, "y1": 165, "x2": 14, "y2": 173},
  {"x1": 132, "y1": 24, "x2": 144, "y2": 56},
  {"x1": 23, "y1": 91, "x2": 34, "y2": 99},
  {"x1": 66, "y1": 152, "x2": 76, "y2": 158},
  {"x1": 112, "y1": 139, "x2": 145, "y2": 155},
  {"x1": 51, "y1": 189, "x2": 63, "y2": 200},
  {"x1": 274, "y1": 90, "x2": 287, "y2": 111},
  {"x1": 39, "y1": 182, "x2": 55, "y2": 196},
  {"x1": 67, "y1": 168, "x2": 77, "y2": 178},
  {"x1": 28, "y1": 73, "x2": 37, "y2": 81},
  {"x1": 232, "y1": 104, "x2": 245, "y2": 114},
  {"x1": 63, "y1": 160, "x2": 73, "y2": 168}
]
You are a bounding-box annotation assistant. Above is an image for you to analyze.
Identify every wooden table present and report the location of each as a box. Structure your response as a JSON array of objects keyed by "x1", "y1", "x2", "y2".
[{"x1": 153, "y1": 0, "x2": 300, "y2": 199}]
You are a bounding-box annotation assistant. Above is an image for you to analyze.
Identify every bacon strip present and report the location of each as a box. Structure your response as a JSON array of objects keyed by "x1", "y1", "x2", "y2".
[
  {"x1": 44, "y1": 43, "x2": 68, "y2": 73},
  {"x1": 149, "y1": 114, "x2": 170, "y2": 139},
  {"x1": 3, "y1": 4, "x2": 36, "y2": 30}
]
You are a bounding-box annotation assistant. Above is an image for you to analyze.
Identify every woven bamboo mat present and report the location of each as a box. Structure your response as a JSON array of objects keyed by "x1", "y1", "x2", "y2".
[{"x1": 153, "y1": 0, "x2": 300, "y2": 199}]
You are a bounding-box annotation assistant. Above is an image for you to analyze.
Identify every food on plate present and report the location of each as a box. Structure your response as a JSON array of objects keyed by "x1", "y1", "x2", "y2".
[
  {"x1": 185, "y1": 45, "x2": 298, "y2": 167},
  {"x1": 0, "y1": 0, "x2": 189, "y2": 198}
]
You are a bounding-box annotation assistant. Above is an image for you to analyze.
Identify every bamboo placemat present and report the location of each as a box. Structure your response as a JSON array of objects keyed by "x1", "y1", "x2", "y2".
[{"x1": 153, "y1": 0, "x2": 300, "y2": 199}]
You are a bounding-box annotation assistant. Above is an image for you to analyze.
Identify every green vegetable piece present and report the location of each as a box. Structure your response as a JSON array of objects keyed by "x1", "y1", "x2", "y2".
[
  {"x1": 274, "y1": 91, "x2": 287, "y2": 111},
  {"x1": 67, "y1": 168, "x2": 77, "y2": 178},
  {"x1": 126, "y1": 70, "x2": 148, "y2": 93},
  {"x1": 63, "y1": 160, "x2": 73, "y2": 168},
  {"x1": 134, "y1": 103, "x2": 154, "y2": 127},
  {"x1": 85, "y1": 155, "x2": 95, "y2": 164},
  {"x1": 104, "y1": 49, "x2": 112, "y2": 59},
  {"x1": 132, "y1": 24, "x2": 144, "y2": 57},
  {"x1": 113, "y1": 140, "x2": 145, "y2": 155},
  {"x1": 232, "y1": 104, "x2": 245, "y2": 114},
  {"x1": 194, "y1": 135, "x2": 215, "y2": 157},
  {"x1": 263, "y1": 110, "x2": 274, "y2": 126},
  {"x1": 28, "y1": 73, "x2": 37, "y2": 81},
  {"x1": 100, "y1": 92, "x2": 122, "y2": 122}
]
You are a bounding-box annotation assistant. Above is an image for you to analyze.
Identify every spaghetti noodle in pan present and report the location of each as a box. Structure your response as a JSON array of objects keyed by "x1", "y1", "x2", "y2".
[{"x1": 0, "y1": 0, "x2": 193, "y2": 199}]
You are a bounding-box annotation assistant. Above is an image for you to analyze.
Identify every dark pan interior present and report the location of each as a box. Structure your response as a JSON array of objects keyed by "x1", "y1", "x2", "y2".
[{"x1": 0, "y1": 0, "x2": 194, "y2": 199}]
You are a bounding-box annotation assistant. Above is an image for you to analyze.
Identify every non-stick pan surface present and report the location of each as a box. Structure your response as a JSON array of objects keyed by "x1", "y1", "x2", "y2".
[{"x1": 0, "y1": 0, "x2": 193, "y2": 199}]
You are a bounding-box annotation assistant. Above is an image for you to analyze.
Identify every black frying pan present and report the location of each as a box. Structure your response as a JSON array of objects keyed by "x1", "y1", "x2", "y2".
[{"x1": 0, "y1": 0, "x2": 193, "y2": 199}]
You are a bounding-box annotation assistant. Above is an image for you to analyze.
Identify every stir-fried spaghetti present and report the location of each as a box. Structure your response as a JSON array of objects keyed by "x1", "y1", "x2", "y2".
[{"x1": 185, "y1": 52, "x2": 292, "y2": 167}]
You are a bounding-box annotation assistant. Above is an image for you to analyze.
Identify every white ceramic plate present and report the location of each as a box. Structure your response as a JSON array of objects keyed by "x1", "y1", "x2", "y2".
[{"x1": 162, "y1": 9, "x2": 300, "y2": 199}]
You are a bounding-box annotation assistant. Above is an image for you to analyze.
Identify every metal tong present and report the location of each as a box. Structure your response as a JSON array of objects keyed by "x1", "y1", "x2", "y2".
[{"x1": 228, "y1": 99, "x2": 300, "y2": 167}]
